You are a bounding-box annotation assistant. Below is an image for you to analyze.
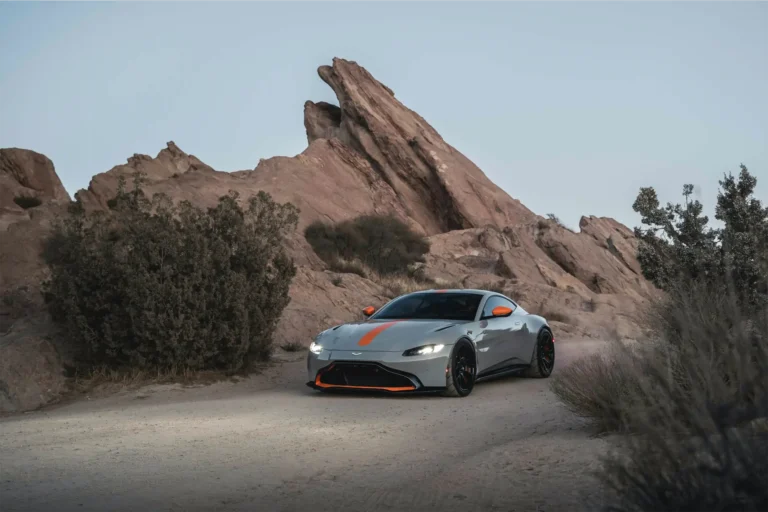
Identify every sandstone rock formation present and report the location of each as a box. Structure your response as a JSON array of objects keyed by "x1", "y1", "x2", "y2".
[
  {"x1": 0, "y1": 316, "x2": 67, "y2": 414},
  {"x1": 0, "y1": 57, "x2": 657, "y2": 413},
  {"x1": 0, "y1": 149, "x2": 70, "y2": 230}
]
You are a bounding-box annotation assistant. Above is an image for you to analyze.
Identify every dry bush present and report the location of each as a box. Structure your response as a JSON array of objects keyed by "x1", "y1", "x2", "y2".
[
  {"x1": 305, "y1": 214, "x2": 430, "y2": 276},
  {"x1": 478, "y1": 280, "x2": 507, "y2": 295},
  {"x1": 377, "y1": 274, "x2": 459, "y2": 299},
  {"x1": 550, "y1": 343, "x2": 648, "y2": 432},
  {"x1": 552, "y1": 280, "x2": 768, "y2": 511},
  {"x1": 328, "y1": 258, "x2": 367, "y2": 277},
  {"x1": 325, "y1": 255, "x2": 460, "y2": 299},
  {"x1": 597, "y1": 285, "x2": 768, "y2": 512},
  {"x1": 280, "y1": 341, "x2": 304, "y2": 352}
]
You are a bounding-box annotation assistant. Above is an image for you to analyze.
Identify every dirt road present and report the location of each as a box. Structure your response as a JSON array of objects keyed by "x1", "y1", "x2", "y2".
[{"x1": 0, "y1": 338, "x2": 608, "y2": 512}]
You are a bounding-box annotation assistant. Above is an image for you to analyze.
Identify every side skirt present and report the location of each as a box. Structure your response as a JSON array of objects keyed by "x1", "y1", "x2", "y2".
[{"x1": 475, "y1": 364, "x2": 529, "y2": 383}]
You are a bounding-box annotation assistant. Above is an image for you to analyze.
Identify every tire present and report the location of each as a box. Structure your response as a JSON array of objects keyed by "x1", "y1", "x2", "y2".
[
  {"x1": 523, "y1": 328, "x2": 555, "y2": 378},
  {"x1": 443, "y1": 340, "x2": 476, "y2": 397}
]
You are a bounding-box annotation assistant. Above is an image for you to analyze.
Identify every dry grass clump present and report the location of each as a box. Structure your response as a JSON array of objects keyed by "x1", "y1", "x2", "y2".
[
  {"x1": 598, "y1": 317, "x2": 768, "y2": 512},
  {"x1": 549, "y1": 342, "x2": 648, "y2": 432},
  {"x1": 280, "y1": 341, "x2": 305, "y2": 352},
  {"x1": 70, "y1": 364, "x2": 236, "y2": 395},
  {"x1": 327, "y1": 256, "x2": 461, "y2": 298},
  {"x1": 551, "y1": 281, "x2": 768, "y2": 511}
]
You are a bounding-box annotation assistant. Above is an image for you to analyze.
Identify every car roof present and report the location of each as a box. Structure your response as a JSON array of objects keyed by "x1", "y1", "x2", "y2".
[{"x1": 404, "y1": 289, "x2": 498, "y2": 296}]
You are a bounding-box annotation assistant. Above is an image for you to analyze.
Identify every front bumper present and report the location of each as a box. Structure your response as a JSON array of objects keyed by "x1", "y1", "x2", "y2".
[{"x1": 307, "y1": 348, "x2": 451, "y2": 391}]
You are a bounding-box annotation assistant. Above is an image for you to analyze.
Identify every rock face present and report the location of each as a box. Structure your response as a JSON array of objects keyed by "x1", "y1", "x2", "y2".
[
  {"x1": 304, "y1": 60, "x2": 536, "y2": 234},
  {"x1": 0, "y1": 57, "x2": 657, "y2": 413},
  {"x1": 0, "y1": 149, "x2": 70, "y2": 231},
  {"x1": 0, "y1": 316, "x2": 67, "y2": 414}
]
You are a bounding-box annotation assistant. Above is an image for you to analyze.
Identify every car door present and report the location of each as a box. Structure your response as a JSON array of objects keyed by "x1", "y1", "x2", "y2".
[{"x1": 473, "y1": 295, "x2": 521, "y2": 374}]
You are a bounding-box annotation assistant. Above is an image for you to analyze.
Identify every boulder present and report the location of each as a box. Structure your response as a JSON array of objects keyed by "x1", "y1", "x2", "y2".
[{"x1": 0, "y1": 317, "x2": 67, "y2": 414}]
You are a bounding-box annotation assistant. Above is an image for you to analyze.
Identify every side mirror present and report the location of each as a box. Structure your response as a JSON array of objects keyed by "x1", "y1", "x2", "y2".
[
  {"x1": 362, "y1": 306, "x2": 376, "y2": 317},
  {"x1": 491, "y1": 306, "x2": 513, "y2": 318}
]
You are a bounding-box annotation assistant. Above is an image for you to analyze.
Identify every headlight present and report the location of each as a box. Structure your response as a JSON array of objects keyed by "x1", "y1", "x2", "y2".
[
  {"x1": 309, "y1": 341, "x2": 323, "y2": 355},
  {"x1": 403, "y1": 344, "x2": 445, "y2": 356}
]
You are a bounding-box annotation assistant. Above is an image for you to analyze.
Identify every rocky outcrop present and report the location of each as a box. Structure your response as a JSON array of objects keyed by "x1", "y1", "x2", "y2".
[
  {"x1": 305, "y1": 59, "x2": 536, "y2": 234},
  {"x1": 75, "y1": 141, "x2": 215, "y2": 211},
  {"x1": 0, "y1": 149, "x2": 70, "y2": 231},
  {"x1": 0, "y1": 57, "x2": 657, "y2": 413},
  {"x1": 72, "y1": 59, "x2": 536, "y2": 239},
  {"x1": 0, "y1": 316, "x2": 67, "y2": 414},
  {"x1": 423, "y1": 224, "x2": 658, "y2": 340}
]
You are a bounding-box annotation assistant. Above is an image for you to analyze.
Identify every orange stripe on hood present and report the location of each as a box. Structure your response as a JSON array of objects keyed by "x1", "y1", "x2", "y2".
[{"x1": 357, "y1": 321, "x2": 401, "y2": 346}]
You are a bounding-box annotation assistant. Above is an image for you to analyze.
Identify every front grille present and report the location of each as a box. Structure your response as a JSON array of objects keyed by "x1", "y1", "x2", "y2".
[{"x1": 317, "y1": 362, "x2": 417, "y2": 390}]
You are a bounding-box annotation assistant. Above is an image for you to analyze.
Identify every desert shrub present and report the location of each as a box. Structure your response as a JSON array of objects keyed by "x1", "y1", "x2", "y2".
[
  {"x1": 478, "y1": 280, "x2": 506, "y2": 295},
  {"x1": 377, "y1": 274, "x2": 454, "y2": 299},
  {"x1": 331, "y1": 276, "x2": 343, "y2": 287},
  {"x1": 42, "y1": 173, "x2": 298, "y2": 372},
  {"x1": 13, "y1": 195, "x2": 42, "y2": 209},
  {"x1": 280, "y1": 341, "x2": 304, "y2": 352},
  {"x1": 550, "y1": 165, "x2": 768, "y2": 511},
  {"x1": 550, "y1": 344, "x2": 648, "y2": 432},
  {"x1": 596, "y1": 287, "x2": 768, "y2": 512},
  {"x1": 546, "y1": 212, "x2": 561, "y2": 224},
  {"x1": 305, "y1": 214, "x2": 429, "y2": 276},
  {"x1": 328, "y1": 258, "x2": 367, "y2": 277}
]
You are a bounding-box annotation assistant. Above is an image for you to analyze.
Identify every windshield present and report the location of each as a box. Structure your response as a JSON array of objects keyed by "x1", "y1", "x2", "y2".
[{"x1": 373, "y1": 292, "x2": 483, "y2": 321}]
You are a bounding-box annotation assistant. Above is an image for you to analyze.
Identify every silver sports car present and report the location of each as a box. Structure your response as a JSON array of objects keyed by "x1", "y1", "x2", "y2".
[{"x1": 306, "y1": 289, "x2": 555, "y2": 397}]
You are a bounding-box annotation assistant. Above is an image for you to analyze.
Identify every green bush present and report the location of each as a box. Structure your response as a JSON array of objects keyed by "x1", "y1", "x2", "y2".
[
  {"x1": 633, "y1": 165, "x2": 767, "y2": 311},
  {"x1": 304, "y1": 215, "x2": 429, "y2": 276},
  {"x1": 42, "y1": 173, "x2": 298, "y2": 372}
]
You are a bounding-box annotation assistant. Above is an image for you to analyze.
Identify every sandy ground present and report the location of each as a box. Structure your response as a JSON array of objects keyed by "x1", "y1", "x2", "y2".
[{"x1": 0, "y1": 338, "x2": 610, "y2": 512}]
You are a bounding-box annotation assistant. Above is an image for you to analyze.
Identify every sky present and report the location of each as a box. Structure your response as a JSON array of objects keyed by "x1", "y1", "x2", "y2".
[{"x1": 1, "y1": 2, "x2": 766, "y2": 231}]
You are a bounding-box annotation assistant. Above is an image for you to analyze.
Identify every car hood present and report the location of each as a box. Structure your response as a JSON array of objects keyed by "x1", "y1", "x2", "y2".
[{"x1": 315, "y1": 319, "x2": 467, "y2": 352}]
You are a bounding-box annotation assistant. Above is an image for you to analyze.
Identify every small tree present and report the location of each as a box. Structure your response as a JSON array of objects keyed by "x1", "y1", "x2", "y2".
[
  {"x1": 43, "y1": 173, "x2": 299, "y2": 371},
  {"x1": 716, "y1": 166, "x2": 768, "y2": 308},
  {"x1": 632, "y1": 165, "x2": 767, "y2": 311}
]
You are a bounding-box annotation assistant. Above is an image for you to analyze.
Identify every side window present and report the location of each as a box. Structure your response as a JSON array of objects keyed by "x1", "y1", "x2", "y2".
[{"x1": 480, "y1": 296, "x2": 517, "y2": 319}]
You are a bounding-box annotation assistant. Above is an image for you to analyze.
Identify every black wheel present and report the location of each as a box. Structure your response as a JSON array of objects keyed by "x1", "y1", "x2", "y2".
[
  {"x1": 523, "y1": 328, "x2": 555, "y2": 378},
  {"x1": 443, "y1": 341, "x2": 476, "y2": 397}
]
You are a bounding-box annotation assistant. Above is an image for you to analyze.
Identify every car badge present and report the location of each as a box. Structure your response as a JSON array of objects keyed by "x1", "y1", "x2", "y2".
[{"x1": 352, "y1": 352, "x2": 362, "y2": 356}]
